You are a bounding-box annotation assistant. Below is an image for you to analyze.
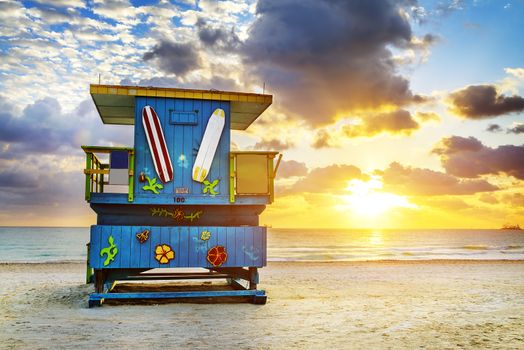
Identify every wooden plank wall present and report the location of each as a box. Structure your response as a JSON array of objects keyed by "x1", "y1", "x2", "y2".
[
  {"x1": 134, "y1": 97, "x2": 230, "y2": 202},
  {"x1": 89, "y1": 225, "x2": 266, "y2": 269}
]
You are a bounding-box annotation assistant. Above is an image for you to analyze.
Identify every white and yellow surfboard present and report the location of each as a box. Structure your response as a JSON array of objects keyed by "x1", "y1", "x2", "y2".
[{"x1": 192, "y1": 108, "x2": 225, "y2": 182}]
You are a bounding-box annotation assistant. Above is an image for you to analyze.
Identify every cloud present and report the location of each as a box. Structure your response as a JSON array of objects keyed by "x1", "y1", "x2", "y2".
[
  {"x1": 283, "y1": 164, "x2": 366, "y2": 194},
  {"x1": 342, "y1": 110, "x2": 420, "y2": 138},
  {"x1": 380, "y1": 162, "x2": 498, "y2": 196},
  {"x1": 0, "y1": 97, "x2": 133, "y2": 159},
  {"x1": 507, "y1": 124, "x2": 524, "y2": 134},
  {"x1": 143, "y1": 40, "x2": 201, "y2": 76},
  {"x1": 432, "y1": 136, "x2": 524, "y2": 180},
  {"x1": 486, "y1": 124, "x2": 502, "y2": 132},
  {"x1": 122, "y1": 75, "x2": 241, "y2": 91},
  {"x1": 253, "y1": 138, "x2": 293, "y2": 151},
  {"x1": 415, "y1": 111, "x2": 440, "y2": 122},
  {"x1": 32, "y1": 0, "x2": 86, "y2": 9},
  {"x1": 277, "y1": 160, "x2": 308, "y2": 178},
  {"x1": 242, "y1": 0, "x2": 425, "y2": 126},
  {"x1": 478, "y1": 193, "x2": 498, "y2": 204},
  {"x1": 448, "y1": 85, "x2": 524, "y2": 118},
  {"x1": 196, "y1": 18, "x2": 241, "y2": 50},
  {"x1": 502, "y1": 193, "x2": 524, "y2": 207},
  {"x1": 312, "y1": 129, "x2": 334, "y2": 149}
]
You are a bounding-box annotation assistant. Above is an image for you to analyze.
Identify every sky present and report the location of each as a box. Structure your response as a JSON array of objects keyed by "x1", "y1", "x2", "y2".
[{"x1": 0, "y1": 0, "x2": 523, "y2": 228}]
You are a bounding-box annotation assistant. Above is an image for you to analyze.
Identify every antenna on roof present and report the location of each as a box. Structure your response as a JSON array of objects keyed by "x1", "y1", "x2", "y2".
[
  {"x1": 98, "y1": 73, "x2": 101, "y2": 85},
  {"x1": 263, "y1": 82, "x2": 265, "y2": 94}
]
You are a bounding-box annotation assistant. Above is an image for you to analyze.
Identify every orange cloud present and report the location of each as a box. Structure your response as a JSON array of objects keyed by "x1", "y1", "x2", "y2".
[
  {"x1": 280, "y1": 164, "x2": 366, "y2": 194},
  {"x1": 380, "y1": 162, "x2": 498, "y2": 196}
]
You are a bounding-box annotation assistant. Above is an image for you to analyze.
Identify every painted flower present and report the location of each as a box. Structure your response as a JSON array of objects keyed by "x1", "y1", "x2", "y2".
[
  {"x1": 207, "y1": 245, "x2": 228, "y2": 267},
  {"x1": 200, "y1": 230, "x2": 211, "y2": 241},
  {"x1": 155, "y1": 244, "x2": 175, "y2": 264}
]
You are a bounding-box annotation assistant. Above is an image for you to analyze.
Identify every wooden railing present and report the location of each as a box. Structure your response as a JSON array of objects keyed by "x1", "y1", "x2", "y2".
[
  {"x1": 229, "y1": 151, "x2": 282, "y2": 203},
  {"x1": 82, "y1": 146, "x2": 135, "y2": 202}
]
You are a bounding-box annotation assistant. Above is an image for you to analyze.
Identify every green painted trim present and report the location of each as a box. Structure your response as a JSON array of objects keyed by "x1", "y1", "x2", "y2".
[
  {"x1": 86, "y1": 243, "x2": 93, "y2": 284},
  {"x1": 85, "y1": 153, "x2": 92, "y2": 202},
  {"x1": 229, "y1": 154, "x2": 235, "y2": 203},
  {"x1": 128, "y1": 151, "x2": 134, "y2": 202}
]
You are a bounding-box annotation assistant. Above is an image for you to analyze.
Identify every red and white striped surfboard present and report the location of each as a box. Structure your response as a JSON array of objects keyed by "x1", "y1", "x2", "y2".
[{"x1": 142, "y1": 105, "x2": 173, "y2": 183}]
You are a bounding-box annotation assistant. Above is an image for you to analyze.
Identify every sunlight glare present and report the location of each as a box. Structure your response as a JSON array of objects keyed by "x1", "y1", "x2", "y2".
[{"x1": 341, "y1": 177, "x2": 417, "y2": 217}]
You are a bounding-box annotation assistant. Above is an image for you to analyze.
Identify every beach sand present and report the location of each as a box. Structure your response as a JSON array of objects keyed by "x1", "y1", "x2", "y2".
[{"x1": 1, "y1": 261, "x2": 523, "y2": 349}]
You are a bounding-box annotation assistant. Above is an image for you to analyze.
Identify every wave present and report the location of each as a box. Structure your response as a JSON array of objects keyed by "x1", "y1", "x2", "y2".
[{"x1": 462, "y1": 245, "x2": 489, "y2": 250}]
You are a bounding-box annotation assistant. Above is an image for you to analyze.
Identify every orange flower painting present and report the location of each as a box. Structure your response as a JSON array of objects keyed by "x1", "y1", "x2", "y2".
[
  {"x1": 154, "y1": 244, "x2": 175, "y2": 264},
  {"x1": 207, "y1": 245, "x2": 228, "y2": 267}
]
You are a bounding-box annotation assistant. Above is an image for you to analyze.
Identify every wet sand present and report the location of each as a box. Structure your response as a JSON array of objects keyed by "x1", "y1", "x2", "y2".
[{"x1": 1, "y1": 261, "x2": 523, "y2": 349}]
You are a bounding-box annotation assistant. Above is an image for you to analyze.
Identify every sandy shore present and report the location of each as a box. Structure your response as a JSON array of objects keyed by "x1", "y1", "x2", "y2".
[{"x1": 1, "y1": 261, "x2": 523, "y2": 349}]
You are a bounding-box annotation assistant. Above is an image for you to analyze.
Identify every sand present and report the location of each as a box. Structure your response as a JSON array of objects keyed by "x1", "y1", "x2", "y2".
[{"x1": 1, "y1": 261, "x2": 523, "y2": 349}]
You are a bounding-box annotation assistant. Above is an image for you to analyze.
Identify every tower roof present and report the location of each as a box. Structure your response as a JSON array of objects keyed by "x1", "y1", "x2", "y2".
[{"x1": 90, "y1": 84, "x2": 273, "y2": 130}]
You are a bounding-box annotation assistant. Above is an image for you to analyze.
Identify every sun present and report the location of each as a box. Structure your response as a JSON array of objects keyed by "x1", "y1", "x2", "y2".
[{"x1": 340, "y1": 177, "x2": 416, "y2": 218}]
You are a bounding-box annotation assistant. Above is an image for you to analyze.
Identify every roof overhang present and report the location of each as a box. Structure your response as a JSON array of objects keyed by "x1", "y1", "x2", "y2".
[{"x1": 90, "y1": 84, "x2": 273, "y2": 130}]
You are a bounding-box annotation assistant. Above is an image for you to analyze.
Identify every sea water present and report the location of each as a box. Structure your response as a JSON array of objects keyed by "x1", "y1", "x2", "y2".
[{"x1": 0, "y1": 227, "x2": 523, "y2": 263}]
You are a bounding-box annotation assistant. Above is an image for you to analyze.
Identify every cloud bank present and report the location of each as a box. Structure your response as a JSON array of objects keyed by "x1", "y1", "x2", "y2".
[
  {"x1": 242, "y1": 0, "x2": 424, "y2": 126},
  {"x1": 433, "y1": 136, "x2": 524, "y2": 180},
  {"x1": 448, "y1": 85, "x2": 524, "y2": 118}
]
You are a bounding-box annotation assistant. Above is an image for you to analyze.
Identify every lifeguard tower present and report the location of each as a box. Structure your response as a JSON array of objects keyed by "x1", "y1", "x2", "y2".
[{"x1": 83, "y1": 84, "x2": 281, "y2": 306}]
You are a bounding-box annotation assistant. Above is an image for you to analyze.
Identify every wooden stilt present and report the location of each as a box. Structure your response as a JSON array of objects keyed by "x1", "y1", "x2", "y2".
[
  {"x1": 249, "y1": 267, "x2": 258, "y2": 290},
  {"x1": 94, "y1": 270, "x2": 105, "y2": 293}
]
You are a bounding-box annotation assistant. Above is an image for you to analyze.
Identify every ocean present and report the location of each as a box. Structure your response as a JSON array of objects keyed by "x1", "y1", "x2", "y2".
[{"x1": 0, "y1": 227, "x2": 523, "y2": 263}]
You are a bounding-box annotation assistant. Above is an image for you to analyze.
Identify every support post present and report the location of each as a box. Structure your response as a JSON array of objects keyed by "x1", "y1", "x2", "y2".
[
  {"x1": 85, "y1": 152, "x2": 92, "y2": 201},
  {"x1": 94, "y1": 270, "x2": 106, "y2": 293},
  {"x1": 229, "y1": 153, "x2": 235, "y2": 203},
  {"x1": 128, "y1": 150, "x2": 134, "y2": 202},
  {"x1": 249, "y1": 267, "x2": 258, "y2": 290}
]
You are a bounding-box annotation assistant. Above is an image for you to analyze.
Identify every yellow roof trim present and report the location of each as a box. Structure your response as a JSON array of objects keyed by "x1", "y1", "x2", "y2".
[{"x1": 90, "y1": 84, "x2": 272, "y2": 130}]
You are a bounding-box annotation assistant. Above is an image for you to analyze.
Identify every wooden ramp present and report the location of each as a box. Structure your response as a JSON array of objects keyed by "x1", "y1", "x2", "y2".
[{"x1": 88, "y1": 268, "x2": 267, "y2": 307}]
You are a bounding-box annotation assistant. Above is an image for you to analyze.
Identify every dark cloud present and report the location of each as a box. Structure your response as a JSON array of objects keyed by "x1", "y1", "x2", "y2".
[
  {"x1": 283, "y1": 164, "x2": 366, "y2": 194},
  {"x1": 253, "y1": 138, "x2": 293, "y2": 151},
  {"x1": 448, "y1": 85, "x2": 524, "y2": 118},
  {"x1": 0, "y1": 96, "x2": 133, "y2": 220},
  {"x1": 486, "y1": 124, "x2": 502, "y2": 132},
  {"x1": 143, "y1": 40, "x2": 201, "y2": 76},
  {"x1": 243, "y1": 0, "x2": 425, "y2": 126},
  {"x1": 0, "y1": 170, "x2": 39, "y2": 189},
  {"x1": 432, "y1": 136, "x2": 483, "y2": 155},
  {"x1": 0, "y1": 97, "x2": 71, "y2": 155},
  {"x1": 507, "y1": 124, "x2": 524, "y2": 134},
  {"x1": 196, "y1": 18, "x2": 240, "y2": 51},
  {"x1": 380, "y1": 162, "x2": 498, "y2": 196},
  {"x1": 432, "y1": 136, "x2": 524, "y2": 180},
  {"x1": 0, "y1": 97, "x2": 133, "y2": 159},
  {"x1": 342, "y1": 110, "x2": 419, "y2": 137},
  {"x1": 277, "y1": 160, "x2": 308, "y2": 178}
]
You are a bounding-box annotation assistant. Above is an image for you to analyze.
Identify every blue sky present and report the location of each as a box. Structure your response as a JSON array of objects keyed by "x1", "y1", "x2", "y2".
[{"x1": 0, "y1": 0, "x2": 523, "y2": 228}]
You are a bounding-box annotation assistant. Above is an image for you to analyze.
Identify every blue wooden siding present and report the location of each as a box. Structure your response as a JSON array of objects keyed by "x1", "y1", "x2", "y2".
[
  {"x1": 89, "y1": 225, "x2": 266, "y2": 269},
  {"x1": 134, "y1": 97, "x2": 230, "y2": 202}
]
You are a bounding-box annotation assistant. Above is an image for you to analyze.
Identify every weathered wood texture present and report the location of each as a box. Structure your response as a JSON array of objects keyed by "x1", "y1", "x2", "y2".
[
  {"x1": 134, "y1": 97, "x2": 231, "y2": 202},
  {"x1": 89, "y1": 225, "x2": 267, "y2": 269}
]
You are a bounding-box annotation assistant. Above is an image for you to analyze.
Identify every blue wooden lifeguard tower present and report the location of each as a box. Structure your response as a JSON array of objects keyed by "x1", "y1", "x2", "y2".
[{"x1": 83, "y1": 84, "x2": 281, "y2": 306}]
